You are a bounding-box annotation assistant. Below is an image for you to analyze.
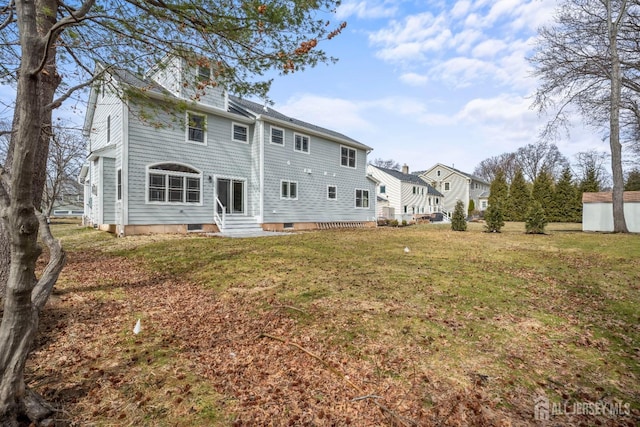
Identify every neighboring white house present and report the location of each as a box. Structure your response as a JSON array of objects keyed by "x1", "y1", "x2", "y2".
[
  {"x1": 417, "y1": 163, "x2": 490, "y2": 216},
  {"x1": 582, "y1": 191, "x2": 640, "y2": 232},
  {"x1": 367, "y1": 164, "x2": 443, "y2": 223},
  {"x1": 80, "y1": 56, "x2": 377, "y2": 235}
]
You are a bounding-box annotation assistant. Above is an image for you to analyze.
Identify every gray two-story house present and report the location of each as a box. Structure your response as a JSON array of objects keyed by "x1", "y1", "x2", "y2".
[
  {"x1": 418, "y1": 163, "x2": 490, "y2": 216},
  {"x1": 80, "y1": 56, "x2": 377, "y2": 235}
]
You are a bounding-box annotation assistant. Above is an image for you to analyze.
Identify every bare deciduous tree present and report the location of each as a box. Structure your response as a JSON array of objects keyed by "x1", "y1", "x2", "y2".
[
  {"x1": 42, "y1": 125, "x2": 85, "y2": 217},
  {"x1": 530, "y1": 0, "x2": 637, "y2": 232},
  {"x1": 473, "y1": 152, "x2": 517, "y2": 184},
  {"x1": 370, "y1": 158, "x2": 401, "y2": 171}
]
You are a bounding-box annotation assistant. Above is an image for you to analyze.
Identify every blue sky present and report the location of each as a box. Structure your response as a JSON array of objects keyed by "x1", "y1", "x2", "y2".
[
  {"x1": 1, "y1": 0, "x2": 611, "y2": 175},
  {"x1": 263, "y1": 0, "x2": 610, "y2": 174}
]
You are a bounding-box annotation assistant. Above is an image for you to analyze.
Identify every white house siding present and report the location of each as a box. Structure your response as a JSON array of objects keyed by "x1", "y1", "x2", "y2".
[
  {"x1": 90, "y1": 159, "x2": 101, "y2": 224},
  {"x1": 89, "y1": 82, "x2": 122, "y2": 153},
  {"x1": 469, "y1": 181, "x2": 490, "y2": 209},
  {"x1": 367, "y1": 167, "x2": 402, "y2": 219},
  {"x1": 124, "y1": 102, "x2": 254, "y2": 226},
  {"x1": 102, "y1": 157, "x2": 116, "y2": 223},
  {"x1": 435, "y1": 172, "x2": 468, "y2": 214},
  {"x1": 262, "y1": 123, "x2": 375, "y2": 224},
  {"x1": 149, "y1": 56, "x2": 227, "y2": 110},
  {"x1": 582, "y1": 192, "x2": 640, "y2": 232}
]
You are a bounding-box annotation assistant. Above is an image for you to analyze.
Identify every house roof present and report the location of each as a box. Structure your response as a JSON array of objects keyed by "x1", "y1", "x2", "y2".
[
  {"x1": 371, "y1": 166, "x2": 443, "y2": 196},
  {"x1": 86, "y1": 63, "x2": 370, "y2": 152},
  {"x1": 422, "y1": 163, "x2": 490, "y2": 185},
  {"x1": 228, "y1": 96, "x2": 372, "y2": 151},
  {"x1": 582, "y1": 191, "x2": 640, "y2": 203}
]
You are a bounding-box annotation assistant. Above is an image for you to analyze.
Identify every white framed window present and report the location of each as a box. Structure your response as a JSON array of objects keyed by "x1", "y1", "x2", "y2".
[
  {"x1": 270, "y1": 126, "x2": 284, "y2": 145},
  {"x1": 481, "y1": 200, "x2": 487, "y2": 209},
  {"x1": 413, "y1": 186, "x2": 417, "y2": 194},
  {"x1": 444, "y1": 182, "x2": 450, "y2": 191},
  {"x1": 147, "y1": 163, "x2": 202, "y2": 205},
  {"x1": 232, "y1": 123, "x2": 248, "y2": 143},
  {"x1": 355, "y1": 189, "x2": 369, "y2": 208},
  {"x1": 197, "y1": 66, "x2": 211, "y2": 82},
  {"x1": 186, "y1": 112, "x2": 206, "y2": 144},
  {"x1": 116, "y1": 169, "x2": 122, "y2": 201},
  {"x1": 294, "y1": 133, "x2": 310, "y2": 153},
  {"x1": 340, "y1": 146, "x2": 356, "y2": 168},
  {"x1": 437, "y1": 170, "x2": 441, "y2": 177},
  {"x1": 380, "y1": 185, "x2": 386, "y2": 194},
  {"x1": 327, "y1": 185, "x2": 337, "y2": 200},
  {"x1": 281, "y1": 180, "x2": 298, "y2": 199}
]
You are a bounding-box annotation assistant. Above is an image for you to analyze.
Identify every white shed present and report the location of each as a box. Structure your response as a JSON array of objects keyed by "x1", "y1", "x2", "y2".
[{"x1": 582, "y1": 191, "x2": 640, "y2": 232}]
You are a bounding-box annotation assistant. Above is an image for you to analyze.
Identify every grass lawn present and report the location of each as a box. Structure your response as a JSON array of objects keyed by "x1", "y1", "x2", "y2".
[{"x1": 25, "y1": 221, "x2": 640, "y2": 426}]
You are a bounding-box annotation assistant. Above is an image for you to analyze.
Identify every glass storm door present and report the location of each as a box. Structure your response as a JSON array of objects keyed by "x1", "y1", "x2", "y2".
[{"x1": 217, "y1": 178, "x2": 244, "y2": 214}]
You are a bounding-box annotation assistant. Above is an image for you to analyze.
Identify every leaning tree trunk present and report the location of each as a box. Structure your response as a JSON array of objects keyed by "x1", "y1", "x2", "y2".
[
  {"x1": 0, "y1": 0, "x2": 66, "y2": 424},
  {"x1": 607, "y1": 0, "x2": 629, "y2": 233}
]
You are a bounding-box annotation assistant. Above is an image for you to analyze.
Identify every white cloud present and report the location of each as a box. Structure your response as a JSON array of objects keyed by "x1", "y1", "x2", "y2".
[
  {"x1": 336, "y1": 0, "x2": 399, "y2": 20},
  {"x1": 369, "y1": 12, "x2": 452, "y2": 61},
  {"x1": 471, "y1": 39, "x2": 507, "y2": 58},
  {"x1": 399, "y1": 72, "x2": 429, "y2": 86},
  {"x1": 277, "y1": 94, "x2": 371, "y2": 135},
  {"x1": 451, "y1": 0, "x2": 472, "y2": 18}
]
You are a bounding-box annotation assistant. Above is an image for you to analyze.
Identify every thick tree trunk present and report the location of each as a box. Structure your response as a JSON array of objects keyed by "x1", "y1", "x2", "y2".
[
  {"x1": 608, "y1": 0, "x2": 629, "y2": 233},
  {"x1": 0, "y1": 0, "x2": 65, "y2": 423}
]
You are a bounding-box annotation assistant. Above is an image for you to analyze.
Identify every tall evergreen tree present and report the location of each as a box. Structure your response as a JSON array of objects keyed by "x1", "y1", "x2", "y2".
[
  {"x1": 625, "y1": 169, "x2": 640, "y2": 191},
  {"x1": 488, "y1": 170, "x2": 509, "y2": 211},
  {"x1": 554, "y1": 167, "x2": 581, "y2": 222},
  {"x1": 506, "y1": 169, "x2": 530, "y2": 221},
  {"x1": 579, "y1": 166, "x2": 602, "y2": 193},
  {"x1": 451, "y1": 200, "x2": 467, "y2": 231},
  {"x1": 531, "y1": 170, "x2": 555, "y2": 220}
]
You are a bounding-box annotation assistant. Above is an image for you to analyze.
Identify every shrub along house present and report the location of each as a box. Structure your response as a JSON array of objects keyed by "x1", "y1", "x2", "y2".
[{"x1": 79, "y1": 56, "x2": 377, "y2": 235}]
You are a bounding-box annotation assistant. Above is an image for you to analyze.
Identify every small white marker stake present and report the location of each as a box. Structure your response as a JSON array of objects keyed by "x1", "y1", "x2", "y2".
[{"x1": 133, "y1": 319, "x2": 141, "y2": 335}]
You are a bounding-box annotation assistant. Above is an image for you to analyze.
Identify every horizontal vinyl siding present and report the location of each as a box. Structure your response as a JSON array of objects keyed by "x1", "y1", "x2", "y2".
[
  {"x1": 262, "y1": 123, "x2": 375, "y2": 223},
  {"x1": 102, "y1": 157, "x2": 116, "y2": 223},
  {"x1": 366, "y1": 167, "x2": 401, "y2": 216},
  {"x1": 89, "y1": 87, "x2": 122, "y2": 152},
  {"x1": 126, "y1": 102, "x2": 253, "y2": 225}
]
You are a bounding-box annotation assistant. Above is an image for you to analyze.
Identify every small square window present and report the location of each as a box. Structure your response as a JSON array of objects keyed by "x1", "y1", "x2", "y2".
[
  {"x1": 197, "y1": 66, "x2": 211, "y2": 82},
  {"x1": 355, "y1": 189, "x2": 369, "y2": 208},
  {"x1": 281, "y1": 180, "x2": 298, "y2": 199},
  {"x1": 327, "y1": 185, "x2": 337, "y2": 200},
  {"x1": 271, "y1": 127, "x2": 284, "y2": 145},
  {"x1": 232, "y1": 123, "x2": 248, "y2": 143},
  {"x1": 187, "y1": 112, "x2": 206, "y2": 144},
  {"x1": 294, "y1": 134, "x2": 309, "y2": 153},
  {"x1": 341, "y1": 146, "x2": 356, "y2": 168}
]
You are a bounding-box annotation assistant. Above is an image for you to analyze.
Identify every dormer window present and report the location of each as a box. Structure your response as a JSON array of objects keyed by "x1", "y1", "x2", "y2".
[{"x1": 197, "y1": 66, "x2": 211, "y2": 82}]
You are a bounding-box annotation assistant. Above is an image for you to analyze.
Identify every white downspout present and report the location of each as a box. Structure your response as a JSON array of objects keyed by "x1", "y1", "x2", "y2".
[{"x1": 258, "y1": 120, "x2": 264, "y2": 224}]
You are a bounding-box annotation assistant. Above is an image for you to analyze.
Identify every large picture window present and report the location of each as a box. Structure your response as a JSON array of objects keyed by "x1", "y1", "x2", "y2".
[
  {"x1": 355, "y1": 189, "x2": 369, "y2": 208},
  {"x1": 147, "y1": 163, "x2": 201, "y2": 204},
  {"x1": 186, "y1": 112, "x2": 206, "y2": 144},
  {"x1": 341, "y1": 146, "x2": 356, "y2": 168}
]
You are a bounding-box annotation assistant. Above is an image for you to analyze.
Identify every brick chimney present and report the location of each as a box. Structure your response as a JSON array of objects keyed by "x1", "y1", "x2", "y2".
[{"x1": 402, "y1": 164, "x2": 409, "y2": 174}]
